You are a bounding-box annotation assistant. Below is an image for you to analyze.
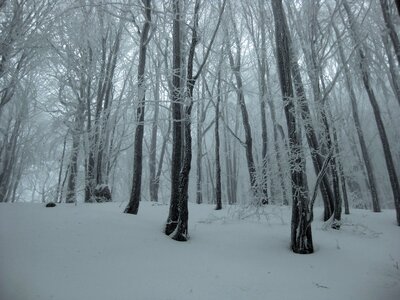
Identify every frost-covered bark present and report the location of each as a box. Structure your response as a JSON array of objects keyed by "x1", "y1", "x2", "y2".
[
  {"x1": 149, "y1": 55, "x2": 161, "y2": 203},
  {"x1": 333, "y1": 22, "x2": 380, "y2": 213},
  {"x1": 379, "y1": 0, "x2": 400, "y2": 67},
  {"x1": 344, "y1": 0, "x2": 400, "y2": 225},
  {"x1": 271, "y1": 0, "x2": 313, "y2": 254},
  {"x1": 124, "y1": 0, "x2": 152, "y2": 215},
  {"x1": 226, "y1": 13, "x2": 258, "y2": 202},
  {"x1": 165, "y1": 0, "x2": 183, "y2": 236}
]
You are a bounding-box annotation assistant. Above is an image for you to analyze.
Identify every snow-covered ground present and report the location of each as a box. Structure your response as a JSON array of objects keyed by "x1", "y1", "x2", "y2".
[{"x1": 0, "y1": 202, "x2": 399, "y2": 300}]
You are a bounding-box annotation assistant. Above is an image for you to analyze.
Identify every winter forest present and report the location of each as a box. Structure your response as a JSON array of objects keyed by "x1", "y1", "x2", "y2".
[{"x1": 0, "y1": 0, "x2": 400, "y2": 299}]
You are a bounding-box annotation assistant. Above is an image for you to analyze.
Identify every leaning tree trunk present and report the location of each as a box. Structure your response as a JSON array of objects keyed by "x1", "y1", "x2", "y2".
[
  {"x1": 333, "y1": 22, "x2": 380, "y2": 212},
  {"x1": 124, "y1": 0, "x2": 152, "y2": 215},
  {"x1": 380, "y1": 0, "x2": 400, "y2": 67},
  {"x1": 382, "y1": 34, "x2": 400, "y2": 107},
  {"x1": 344, "y1": 1, "x2": 400, "y2": 224},
  {"x1": 272, "y1": 0, "x2": 313, "y2": 254}
]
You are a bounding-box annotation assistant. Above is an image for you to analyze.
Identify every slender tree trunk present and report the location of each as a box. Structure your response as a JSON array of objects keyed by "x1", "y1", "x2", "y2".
[
  {"x1": 227, "y1": 41, "x2": 257, "y2": 200},
  {"x1": 215, "y1": 70, "x2": 222, "y2": 210},
  {"x1": 333, "y1": 22, "x2": 380, "y2": 212},
  {"x1": 346, "y1": 0, "x2": 400, "y2": 223},
  {"x1": 332, "y1": 124, "x2": 350, "y2": 215},
  {"x1": 149, "y1": 56, "x2": 161, "y2": 202},
  {"x1": 54, "y1": 132, "x2": 68, "y2": 203},
  {"x1": 382, "y1": 34, "x2": 400, "y2": 107},
  {"x1": 258, "y1": 0, "x2": 269, "y2": 204},
  {"x1": 380, "y1": 0, "x2": 400, "y2": 67},
  {"x1": 66, "y1": 110, "x2": 84, "y2": 204},
  {"x1": 266, "y1": 62, "x2": 288, "y2": 205},
  {"x1": 196, "y1": 82, "x2": 206, "y2": 204},
  {"x1": 125, "y1": 0, "x2": 152, "y2": 215}
]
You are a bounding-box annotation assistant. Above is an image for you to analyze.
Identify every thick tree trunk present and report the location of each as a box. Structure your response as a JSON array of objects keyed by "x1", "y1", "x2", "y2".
[
  {"x1": 272, "y1": 0, "x2": 313, "y2": 254},
  {"x1": 286, "y1": 2, "x2": 335, "y2": 219},
  {"x1": 125, "y1": 0, "x2": 152, "y2": 215},
  {"x1": 165, "y1": 0, "x2": 183, "y2": 235},
  {"x1": 290, "y1": 54, "x2": 334, "y2": 221}
]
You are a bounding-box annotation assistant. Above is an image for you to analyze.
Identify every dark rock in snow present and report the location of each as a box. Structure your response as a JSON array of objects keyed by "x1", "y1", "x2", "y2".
[{"x1": 45, "y1": 202, "x2": 56, "y2": 208}]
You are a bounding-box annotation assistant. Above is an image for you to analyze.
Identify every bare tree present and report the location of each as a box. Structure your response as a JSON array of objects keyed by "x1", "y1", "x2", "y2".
[
  {"x1": 343, "y1": 0, "x2": 400, "y2": 225},
  {"x1": 271, "y1": 0, "x2": 313, "y2": 253},
  {"x1": 124, "y1": 0, "x2": 152, "y2": 215}
]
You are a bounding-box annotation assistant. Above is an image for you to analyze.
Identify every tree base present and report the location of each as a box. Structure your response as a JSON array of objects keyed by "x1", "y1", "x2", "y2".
[
  {"x1": 165, "y1": 221, "x2": 178, "y2": 236},
  {"x1": 292, "y1": 247, "x2": 314, "y2": 254},
  {"x1": 124, "y1": 206, "x2": 138, "y2": 215}
]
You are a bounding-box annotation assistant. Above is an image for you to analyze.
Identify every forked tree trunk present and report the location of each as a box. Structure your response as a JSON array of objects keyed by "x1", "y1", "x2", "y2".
[{"x1": 272, "y1": 0, "x2": 313, "y2": 254}]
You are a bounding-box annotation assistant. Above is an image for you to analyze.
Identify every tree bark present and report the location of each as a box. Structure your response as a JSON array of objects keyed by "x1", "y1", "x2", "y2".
[
  {"x1": 149, "y1": 56, "x2": 161, "y2": 202},
  {"x1": 125, "y1": 0, "x2": 152, "y2": 215},
  {"x1": 380, "y1": 0, "x2": 400, "y2": 67},
  {"x1": 215, "y1": 70, "x2": 222, "y2": 210},
  {"x1": 272, "y1": 0, "x2": 313, "y2": 254},
  {"x1": 165, "y1": 0, "x2": 183, "y2": 235},
  {"x1": 333, "y1": 22, "x2": 380, "y2": 212}
]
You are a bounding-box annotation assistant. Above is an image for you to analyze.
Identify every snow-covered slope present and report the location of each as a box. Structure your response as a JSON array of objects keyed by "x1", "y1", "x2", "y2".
[{"x1": 0, "y1": 202, "x2": 399, "y2": 300}]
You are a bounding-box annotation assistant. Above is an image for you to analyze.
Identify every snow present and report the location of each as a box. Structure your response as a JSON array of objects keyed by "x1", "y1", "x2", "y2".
[{"x1": 0, "y1": 202, "x2": 399, "y2": 300}]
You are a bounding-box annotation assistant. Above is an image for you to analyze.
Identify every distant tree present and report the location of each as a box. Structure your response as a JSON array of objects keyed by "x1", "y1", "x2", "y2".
[{"x1": 343, "y1": 0, "x2": 400, "y2": 225}]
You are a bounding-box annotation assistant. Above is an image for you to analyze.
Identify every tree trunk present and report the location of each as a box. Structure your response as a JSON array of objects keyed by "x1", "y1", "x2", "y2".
[
  {"x1": 272, "y1": 0, "x2": 313, "y2": 254},
  {"x1": 226, "y1": 33, "x2": 257, "y2": 201},
  {"x1": 165, "y1": 0, "x2": 183, "y2": 235},
  {"x1": 66, "y1": 108, "x2": 84, "y2": 204},
  {"x1": 54, "y1": 132, "x2": 68, "y2": 203},
  {"x1": 382, "y1": 34, "x2": 400, "y2": 107},
  {"x1": 345, "y1": 0, "x2": 400, "y2": 224},
  {"x1": 215, "y1": 70, "x2": 222, "y2": 210},
  {"x1": 333, "y1": 22, "x2": 380, "y2": 212},
  {"x1": 149, "y1": 55, "x2": 161, "y2": 202},
  {"x1": 380, "y1": 0, "x2": 400, "y2": 67},
  {"x1": 125, "y1": 0, "x2": 152, "y2": 215}
]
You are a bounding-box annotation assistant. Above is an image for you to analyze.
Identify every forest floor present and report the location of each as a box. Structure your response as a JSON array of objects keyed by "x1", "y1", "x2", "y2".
[{"x1": 0, "y1": 201, "x2": 399, "y2": 300}]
